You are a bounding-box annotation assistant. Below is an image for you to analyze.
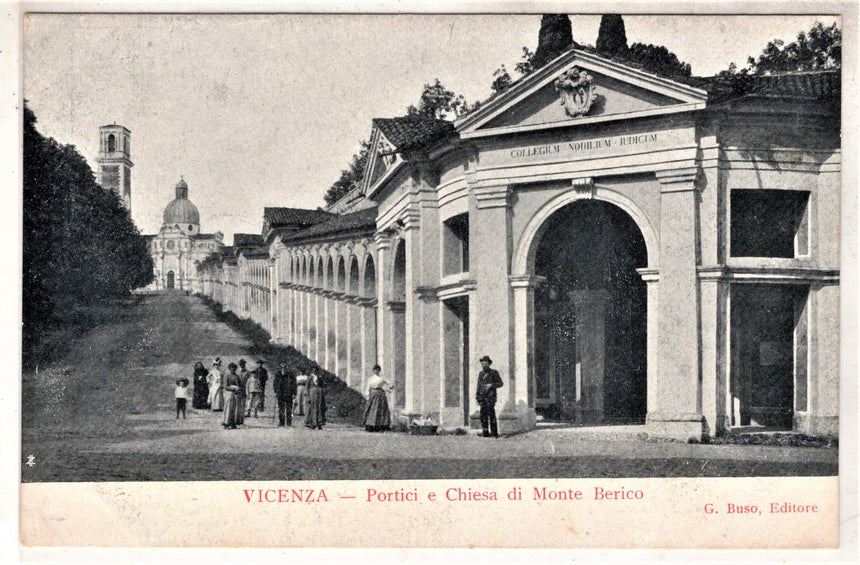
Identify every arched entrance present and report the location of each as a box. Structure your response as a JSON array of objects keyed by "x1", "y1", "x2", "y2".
[
  {"x1": 166, "y1": 270, "x2": 175, "y2": 289},
  {"x1": 533, "y1": 200, "x2": 648, "y2": 424},
  {"x1": 390, "y1": 240, "x2": 407, "y2": 408}
]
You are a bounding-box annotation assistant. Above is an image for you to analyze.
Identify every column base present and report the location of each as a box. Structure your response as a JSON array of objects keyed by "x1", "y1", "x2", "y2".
[
  {"x1": 794, "y1": 413, "x2": 838, "y2": 437},
  {"x1": 646, "y1": 412, "x2": 703, "y2": 441}
]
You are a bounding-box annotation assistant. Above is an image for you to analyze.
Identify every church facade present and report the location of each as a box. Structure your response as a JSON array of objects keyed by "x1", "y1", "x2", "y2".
[
  {"x1": 144, "y1": 178, "x2": 224, "y2": 292},
  {"x1": 195, "y1": 48, "x2": 839, "y2": 440}
]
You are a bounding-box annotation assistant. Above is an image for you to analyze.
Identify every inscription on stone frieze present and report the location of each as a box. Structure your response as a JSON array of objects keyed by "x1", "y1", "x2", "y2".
[{"x1": 509, "y1": 133, "x2": 659, "y2": 160}]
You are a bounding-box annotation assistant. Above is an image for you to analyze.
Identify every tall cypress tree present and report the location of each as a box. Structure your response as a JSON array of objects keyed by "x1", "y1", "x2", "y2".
[
  {"x1": 596, "y1": 15, "x2": 629, "y2": 57},
  {"x1": 531, "y1": 15, "x2": 575, "y2": 70}
]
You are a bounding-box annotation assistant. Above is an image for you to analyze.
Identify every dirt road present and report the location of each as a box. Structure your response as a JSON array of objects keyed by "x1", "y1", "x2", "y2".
[{"x1": 21, "y1": 293, "x2": 837, "y2": 482}]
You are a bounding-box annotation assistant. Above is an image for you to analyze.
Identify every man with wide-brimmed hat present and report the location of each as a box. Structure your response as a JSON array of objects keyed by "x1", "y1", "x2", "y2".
[{"x1": 475, "y1": 355, "x2": 503, "y2": 437}]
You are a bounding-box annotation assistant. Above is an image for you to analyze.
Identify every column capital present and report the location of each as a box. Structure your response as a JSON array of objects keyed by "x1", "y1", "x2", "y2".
[
  {"x1": 402, "y1": 206, "x2": 422, "y2": 231},
  {"x1": 635, "y1": 268, "x2": 660, "y2": 283},
  {"x1": 409, "y1": 158, "x2": 439, "y2": 188},
  {"x1": 474, "y1": 184, "x2": 512, "y2": 210},
  {"x1": 509, "y1": 274, "x2": 546, "y2": 289},
  {"x1": 374, "y1": 229, "x2": 395, "y2": 249},
  {"x1": 656, "y1": 166, "x2": 700, "y2": 192},
  {"x1": 414, "y1": 286, "x2": 438, "y2": 302}
]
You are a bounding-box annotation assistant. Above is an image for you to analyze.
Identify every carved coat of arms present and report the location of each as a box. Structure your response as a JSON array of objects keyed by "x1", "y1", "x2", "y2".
[{"x1": 554, "y1": 66, "x2": 597, "y2": 118}]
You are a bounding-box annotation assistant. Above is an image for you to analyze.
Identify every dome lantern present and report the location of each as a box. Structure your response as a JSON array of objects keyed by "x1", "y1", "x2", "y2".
[{"x1": 163, "y1": 177, "x2": 200, "y2": 231}]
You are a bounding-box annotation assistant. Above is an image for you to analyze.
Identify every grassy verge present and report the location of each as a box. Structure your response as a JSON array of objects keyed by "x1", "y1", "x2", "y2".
[
  {"x1": 704, "y1": 433, "x2": 838, "y2": 448},
  {"x1": 196, "y1": 294, "x2": 367, "y2": 426}
]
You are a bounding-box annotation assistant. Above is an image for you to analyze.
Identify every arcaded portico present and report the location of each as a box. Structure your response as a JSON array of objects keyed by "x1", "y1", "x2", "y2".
[{"x1": 199, "y1": 47, "x2": 839, "y2": 440}]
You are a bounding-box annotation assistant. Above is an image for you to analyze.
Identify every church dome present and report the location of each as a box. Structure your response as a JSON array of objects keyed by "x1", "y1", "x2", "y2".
[{"x1": 163, "y1": 177, "x2": 200, "y2": 226}]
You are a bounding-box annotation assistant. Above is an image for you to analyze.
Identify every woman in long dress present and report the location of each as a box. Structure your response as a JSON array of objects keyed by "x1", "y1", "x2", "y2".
[
  {"x1": 221, "y1": 362, "x2": 242, "y2": 429},
  {"x1": 363, "y1": 364, "x2": 393, "y2": 432},
  {"x1": 191, "y1": 361, "x2": 210, "y2": 409},
  {"x1": 293, "y1": 366, "x2": 309, "y2": 416},
  {"x1": 304, "y1": 366, "x2": 326, "y2": 430},
  {"x1": 208, "y1": 358, "x2": 224, "y2": 411}
]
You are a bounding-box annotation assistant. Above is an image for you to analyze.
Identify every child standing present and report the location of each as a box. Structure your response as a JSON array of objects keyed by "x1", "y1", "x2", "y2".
[
  {"x1": 175, "y1": 376, "x2": 190, "y2": 419},
  {"x1": 245, "y1": 370, "x2": 262, "y2": 418}
]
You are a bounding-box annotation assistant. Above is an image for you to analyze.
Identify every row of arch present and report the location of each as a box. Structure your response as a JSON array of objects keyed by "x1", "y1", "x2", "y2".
[{"x1": 279, "y1": 248, "x2": 378, "y2": 300}]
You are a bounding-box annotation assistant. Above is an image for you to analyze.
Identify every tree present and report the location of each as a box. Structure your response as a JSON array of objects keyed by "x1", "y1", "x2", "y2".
[
  {"x1": 491, "y1": 47, "x2": 537, "y2": 95},
  {"x1": 490, "y1": 65, "x2": 513, "y2": 95},
  {"x1": 626, "y1": 42, "x2": 692, "y2": 78},
  {"x1": 745, "y1": 21, "x2": 840, "y2": 74},
  {"x1": 406, "y1": 78, "x2": 478, "y2": 120},
  {"x1": 531, "y1": 14, "x2": 574, "y2": 70},
  {"x1": 23, "y1": 102, "x2": 153, "y2": 362},
  {"x1": 324, "y1": 139, "x2": 371, "y2": 206},
  {"x1": 596, "y1": 15, "x2": 628, "y2": 58}
]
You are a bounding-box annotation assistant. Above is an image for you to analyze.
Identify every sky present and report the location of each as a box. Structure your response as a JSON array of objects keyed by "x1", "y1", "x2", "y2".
[{"x1": 22, "y1": 12, "x2": 841, "y2": 244}]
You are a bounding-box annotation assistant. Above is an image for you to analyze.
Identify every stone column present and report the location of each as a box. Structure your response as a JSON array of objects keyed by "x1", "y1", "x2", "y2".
[
  {"x1": 361, "y1": 300, "x2": 378, "y2": 394},
  {"x1": 698, "y1": 268, "x2": 729, "y2": 437},
  {"x1": 636, "y1": 269, "x2": 660, "y2": 428},
  {"x1": 402, "y1": 214, "x2": 422, "y2": 416},
  {"x1": 509, "y1": 274, "x2": 543, "y2": 429},
  {"x1": 572, "y1": 289, "x2": 609, "y2": 424},
  {"x1": 374, "y1": 233, "x2": 392, "y2": 378},
  {"x1": 335, "y1": 295, "x2": 348, "y2": 378},
  {"x1": 649, "y1": 168, "x2": 702, "y2": 440},
  {"x1": 269, "y1": 258, "x2": 278, "y2": 340},
  {"x1": 470, "y1": 184, "x2": 518, "y2": 432},
  {"x1": 410, "y1": 162, "x2": 442, "y2": 419},
  {"x1": 347, "y1": 299, "x2": 362, "y2": 388},
  {"x1": 322, "y1": 291, "x2": 333, "y2": 371}
]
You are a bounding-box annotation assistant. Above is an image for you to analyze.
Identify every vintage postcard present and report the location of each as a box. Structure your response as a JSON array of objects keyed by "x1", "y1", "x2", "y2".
[{"x1": 10, "y1": 3, "x2": 856, "y2": 558}]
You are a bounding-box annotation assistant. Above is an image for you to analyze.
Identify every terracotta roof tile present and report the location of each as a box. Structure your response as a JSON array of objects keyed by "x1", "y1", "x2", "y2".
[
  {"x1": 233, "y1": 233, "x2": 264, "y2": 248},
  {"x1": 687, "y1": 70, "x2": 840, "y2": 104},
  {"x1": 372, "y1": 116, "x2": 455, "y2": 151},
  {"x1": 285, "y1": 207, "x2": 377, "y2": 242},
  {"x1": 263, "y1": 207, "x2": 334, "y2": 227}
]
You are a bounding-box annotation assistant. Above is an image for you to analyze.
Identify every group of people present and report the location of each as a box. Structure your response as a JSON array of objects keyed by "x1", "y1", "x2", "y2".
[
  {"x1": 174, "y1": 357, "x2": 329, "y2": 430},
  {"x1": 173, "y1": 354, "x2": 504, "y2": 437}
]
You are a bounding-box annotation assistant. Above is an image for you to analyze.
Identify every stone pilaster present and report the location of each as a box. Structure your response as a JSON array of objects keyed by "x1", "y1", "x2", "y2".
[
  {"x1": 470, "y1": 184, "x2": 518, "y2": 432},
  {"x1": 509, "y1": 274, "x2": 543, "y2": 430},
  {"x1": 648, "y1": 167, "x2": 703, "y2": 440}
]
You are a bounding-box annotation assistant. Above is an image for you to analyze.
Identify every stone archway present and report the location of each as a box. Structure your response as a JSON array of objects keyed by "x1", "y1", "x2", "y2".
[
  {"x1": 520, "y1": 194, "x2": 650, "y2": 425},
  {"x1": 166, "y1": 270, "x2": 175, "y2": 290},
  {"x1": 537, "y1": 201, "x2": 647, "y2": 423}
]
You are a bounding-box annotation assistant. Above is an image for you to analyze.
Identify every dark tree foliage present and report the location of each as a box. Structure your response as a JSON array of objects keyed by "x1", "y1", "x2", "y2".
[
  {"x1": 626, "y1": 42, "x2": 692, "y2": 78},
  {"x1": 406, "y1": 78, "x2": 478, "y2": 120},
  {"x1": 531, "y1": 14, "x2": 574, "y2": 70},
  {"x1": 491, "y1": 47, "x2": 537, "y2": 95},
  {"x1": 23, "y1": 102, "x2": 153, "y2": 359},
  {"x1": 324, "y1": 139, "x2": 371, "y2": 206},
  {"x1": 746, "y1": 21, "x2": 841, "y2": 73},
  {"x1": 596, "y1": 15, "x2": 629, "y2": 58}
]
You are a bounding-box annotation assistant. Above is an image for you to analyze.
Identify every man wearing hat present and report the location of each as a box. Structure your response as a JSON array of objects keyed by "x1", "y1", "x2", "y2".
[
  {"x1": 476, "y1": 355, "x2": 504, "y2": 437},
  {"x1": 272, "y1": 361, "x2": 298, "y2": 427},
  {"x1": 254, "y1": 359, "x2": 269, "y2": 412}
]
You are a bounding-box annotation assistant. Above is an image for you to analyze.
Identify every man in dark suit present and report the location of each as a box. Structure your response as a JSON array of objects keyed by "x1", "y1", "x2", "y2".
[
  {"x1": 254, "y1": 359, "x2": 269, "y2": 412},
  {"x1": 272, "y1": 362, "x2": 298, "y2": 427},
  {"x1": 476, "y1": 355, "x2": 504, "y2": 437}
]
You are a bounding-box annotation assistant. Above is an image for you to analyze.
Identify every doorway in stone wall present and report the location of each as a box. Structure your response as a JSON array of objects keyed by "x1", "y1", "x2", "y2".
[
  {"x1": 730, "y1": 284, "x2": 806, "y2": 430},
  {"x1": 533, "y1": 200, "x2": 648, "y2": 425},
  {"x1": 166, "y1": 270, "x2": 175, "y2": 290}
]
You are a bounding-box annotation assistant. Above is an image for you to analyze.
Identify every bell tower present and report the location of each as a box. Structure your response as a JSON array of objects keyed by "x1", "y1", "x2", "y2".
[{"x1": 96, "y1": 124, "x2": 133, "y2": 211}]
